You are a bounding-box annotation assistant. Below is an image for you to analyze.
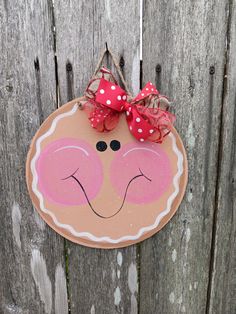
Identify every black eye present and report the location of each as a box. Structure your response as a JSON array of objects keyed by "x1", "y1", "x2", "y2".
[
  {"x1": 96, "y1": 141, "x2": 107, "y2": 152},
  {"x1": 110, "y1": 140, "x2": 121, "y2": 151}
]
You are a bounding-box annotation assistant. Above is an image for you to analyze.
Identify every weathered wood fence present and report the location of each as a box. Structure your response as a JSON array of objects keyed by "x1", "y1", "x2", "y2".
[{"x1": 0, "y1": 0, "x2": 235, "y2": 313}]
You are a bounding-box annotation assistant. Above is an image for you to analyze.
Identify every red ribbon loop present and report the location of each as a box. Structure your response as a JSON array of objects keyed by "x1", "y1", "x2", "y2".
[{"x1": 84, "y1": 68, "x2": 175, "y2": 143}]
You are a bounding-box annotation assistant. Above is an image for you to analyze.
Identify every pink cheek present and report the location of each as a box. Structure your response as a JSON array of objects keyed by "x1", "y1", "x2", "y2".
[
  {"x1": 110, "y1": 142, "x2": 173, "y2": 204},
  {"x1": 36, "y1": 138, "x2": 103, "y2": 206}
]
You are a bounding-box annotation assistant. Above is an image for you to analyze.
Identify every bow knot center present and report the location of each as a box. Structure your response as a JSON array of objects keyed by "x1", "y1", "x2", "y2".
[{"x1": 95, "y1": 78, "x2": 128, "y2": 112}]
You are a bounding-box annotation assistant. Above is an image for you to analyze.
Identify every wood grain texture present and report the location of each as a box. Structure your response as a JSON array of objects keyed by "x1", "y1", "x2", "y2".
[
  {"x1": 54, "y1": 0, "x2": 141, "y2": 105},
  {"x1": 0, "y1": 1, "x2": 68, "y2": 313},
  {"x1": 140, "y1": 1, "x2": 230, "y2": 313},
  {"x1": 53, "y1": 0, "x2": 140, "y2": 312},
  {"x1": 207, "y1": 1, "x2": 236, "y2": 313}
]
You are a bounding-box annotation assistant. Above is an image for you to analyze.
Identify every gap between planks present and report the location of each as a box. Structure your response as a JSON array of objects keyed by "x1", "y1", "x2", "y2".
[{"x1": 205, "y1": 1, "x2": 232, "y2": 313}]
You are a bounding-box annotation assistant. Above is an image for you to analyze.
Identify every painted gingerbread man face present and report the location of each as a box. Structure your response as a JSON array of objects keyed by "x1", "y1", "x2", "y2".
[{"x1": 27, "y1": 100, "x2": 187, "y2": 248}]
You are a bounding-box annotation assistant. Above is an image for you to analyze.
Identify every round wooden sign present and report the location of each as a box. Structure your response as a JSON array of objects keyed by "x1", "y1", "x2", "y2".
[{"x1": 26, "y1": 98, "x2": 188, "y2": 249}]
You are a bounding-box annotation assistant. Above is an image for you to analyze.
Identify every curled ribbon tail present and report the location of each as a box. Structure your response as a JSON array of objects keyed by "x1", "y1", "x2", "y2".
[
  {"x1": 132, "y1": 84, "x2": 176, "y2": 143},
  {"x1": 83, "y1": 68, "x2": 122, "y2": 132},
  {"x1": 146, "y1": 108, "x2": 176, "y2": 143},
  {"x1": 84, "y1": 99, "x2": 120, "y2": 132}
]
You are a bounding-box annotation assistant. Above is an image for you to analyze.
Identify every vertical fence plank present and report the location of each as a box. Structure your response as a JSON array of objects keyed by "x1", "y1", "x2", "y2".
[
  {"x1": 0, "y1": 1, "x2": 68, "y2": 313},
  {"x1": 140, "y1": 1, "x2": 229, "y2": 313},
  {"x1": 208, "y1": 1, "x2": 236, "y2": 313},
  {"x1": 54, "y1": 1, "x2": 140, "y2": 313}
]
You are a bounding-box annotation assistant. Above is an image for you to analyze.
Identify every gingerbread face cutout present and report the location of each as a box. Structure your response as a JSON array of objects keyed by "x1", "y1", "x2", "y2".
[
  {"x1": 26, "y1": 99, "x2": 187, "y2": 249},
  {"x1": 27, "y1": 65, "x2": 187, "y2": 248}
]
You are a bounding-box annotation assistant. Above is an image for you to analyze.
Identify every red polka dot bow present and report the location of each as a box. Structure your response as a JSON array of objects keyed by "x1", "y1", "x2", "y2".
[{"x1": 84, "y1": 67, "x2": 175, "y2": 143}]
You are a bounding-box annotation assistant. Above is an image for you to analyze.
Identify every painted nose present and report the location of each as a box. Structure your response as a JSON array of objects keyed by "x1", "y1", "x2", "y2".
[{"x1": 96, "y1": 140, "x2": 121, "y2": 152}]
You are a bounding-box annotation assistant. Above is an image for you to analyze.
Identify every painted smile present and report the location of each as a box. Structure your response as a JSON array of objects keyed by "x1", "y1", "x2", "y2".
[{"x1": 62, "y1": 168, "x2": 152, "y2": 219}]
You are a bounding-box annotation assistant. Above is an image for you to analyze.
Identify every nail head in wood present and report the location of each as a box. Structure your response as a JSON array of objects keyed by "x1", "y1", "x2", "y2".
[
  {"x1": 66, "y1": 63, "x2": 72, "y2": 72},
  {"x1": 34, "y1": 58, "x2": 40, "y2": 71},
  {"x1": 209, "y1": 66, "x2": 215, "y2": 75},
  {"x1": 6, "y1": 85, "x2": 13, "y2": 92},
  {"x1": 156, "y1": 64, "x2": 162, "y2": 73}
]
